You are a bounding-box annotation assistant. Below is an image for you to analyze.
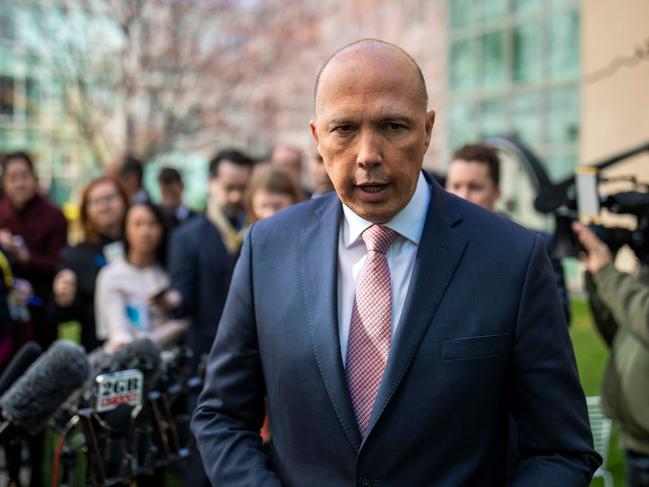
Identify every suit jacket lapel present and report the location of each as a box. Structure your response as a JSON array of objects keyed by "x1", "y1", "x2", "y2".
[
  {"x1": 300, "y1": 196, "x2": 362, "y2": 451},
  {"x1": 364, "y1": 181, "x2": 468, "y2": 442}
]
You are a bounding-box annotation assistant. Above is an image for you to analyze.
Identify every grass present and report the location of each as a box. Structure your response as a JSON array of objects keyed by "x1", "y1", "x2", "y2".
[{"x1": 570, "y1": 298, "x2": 627, "y2": 487}]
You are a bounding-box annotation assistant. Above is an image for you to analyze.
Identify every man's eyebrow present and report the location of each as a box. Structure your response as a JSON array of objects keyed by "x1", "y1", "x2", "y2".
[
  {"x1": 325, "y1": 113, "x2": 414, "y2": 125},
  {"x1": 325, "y1": 118, "x2": 356, "y2": 125}
]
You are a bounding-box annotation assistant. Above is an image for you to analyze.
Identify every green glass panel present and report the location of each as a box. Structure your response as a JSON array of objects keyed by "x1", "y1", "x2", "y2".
[
  {"x1": 480, "y1": 30, "x2": 506, "y2": 89},
  {"x1": 449, "y1": 100, "x2": 477, "y2": 150},
  {"x1": 514, "y1": 0, "x2": 542, "y2": 14},
  {"x1": 513, "y1": 21, "x2": 542, "y2": 83},
  {"x1": 548, "y1": 10, "x2": 580, "y2": 80},
  {"x1": 450, "y1": 0, "x2": 474, "y2": 28},
  {"x1": 0, "y1": 5, "x2": 16, "y2": 41},
  {"x1": 479, "y1": 98, "x2": 507, "y2": 138},
  {"x1": 481, "y1": 0, "x2": 507, "y2": 22},
  {"x1": 49, "y1": 79, "x2": 64, "y2": 118},
  {"x1": 547, "y1": 85, "x2": 579, "y2": 145},
  {"x1": 511, "y1": 91, "x2": 542, "y2": 148},
  {"x1": 450, "y1": 38, "x2": 477, "y2": 91},
  {"x1": 551, "y1": 0, "x2": 578, "y2": 7},
  {"x1": 26, "y1": 78, "x2": 39, "y2": 117}
]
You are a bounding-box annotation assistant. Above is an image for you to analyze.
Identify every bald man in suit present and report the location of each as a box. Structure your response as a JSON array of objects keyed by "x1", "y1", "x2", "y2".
[{"x1": 192, "y1": 39, "x2": 600, "y2": 486}]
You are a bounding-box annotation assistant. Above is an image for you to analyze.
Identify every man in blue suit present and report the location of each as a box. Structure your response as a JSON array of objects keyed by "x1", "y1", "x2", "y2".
[{"x1": 192, "y1": 39, "x2": 600, "y2": 486}]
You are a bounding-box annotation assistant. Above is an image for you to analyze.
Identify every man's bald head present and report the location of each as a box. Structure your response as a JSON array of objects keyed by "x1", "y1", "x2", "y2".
[{"x1": 313, "y1": 39, "x2": 428, "y2": 114}]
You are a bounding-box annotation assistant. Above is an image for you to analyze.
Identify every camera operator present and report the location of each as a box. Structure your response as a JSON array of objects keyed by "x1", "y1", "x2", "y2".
[{"x1": 574, "y1": 221, "x2": 649, "y2": 487}]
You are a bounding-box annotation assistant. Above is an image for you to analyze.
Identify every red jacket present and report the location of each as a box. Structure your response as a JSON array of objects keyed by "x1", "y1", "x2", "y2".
[{"x1": 0, "y1": 193, "x2": 67, "y2": 301}]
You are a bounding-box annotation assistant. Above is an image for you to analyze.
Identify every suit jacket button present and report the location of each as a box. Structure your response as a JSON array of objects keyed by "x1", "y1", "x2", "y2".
[{"x1": 358, "y1": 479, "x2": 371, "y2": 487}]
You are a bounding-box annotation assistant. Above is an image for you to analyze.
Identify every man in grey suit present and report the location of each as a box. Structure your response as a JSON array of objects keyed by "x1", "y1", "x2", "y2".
[{"x1": 192, "y1": 39, "x2": 600, "y2": 486}]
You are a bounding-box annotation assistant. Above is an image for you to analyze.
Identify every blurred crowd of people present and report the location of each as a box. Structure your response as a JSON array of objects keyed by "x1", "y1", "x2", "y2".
[
  {"x1": 0, "y1": 145, "x2": 331, "y2": 485},
  {"x1": 1, "y1": 140, "x2": 647, "y2": 485}
]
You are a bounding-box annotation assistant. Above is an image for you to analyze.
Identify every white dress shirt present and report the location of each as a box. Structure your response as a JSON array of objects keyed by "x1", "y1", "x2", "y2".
[{"x1": 337, "y1": 172, "x2": 431, "y2": 364}]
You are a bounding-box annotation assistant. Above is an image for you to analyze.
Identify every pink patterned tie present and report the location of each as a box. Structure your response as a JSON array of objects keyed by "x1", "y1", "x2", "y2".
[{"x1": 345, "y1": 224, "x2": 399, "y2": 436}]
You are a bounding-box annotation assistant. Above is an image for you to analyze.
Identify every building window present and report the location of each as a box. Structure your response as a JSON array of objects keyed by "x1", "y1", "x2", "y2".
[
  {"x1": 0, "y1": 5, "x2": 16, "y2": 42},
  {"x1": 447, "y1": 0, "x2": 581, "y2": 182},
  {"x1": 25, "y1": 78, "x2": 39, "y2": 118},
  {"x1": 0, "y1": 76, "x2": 15, "y2": 116}
]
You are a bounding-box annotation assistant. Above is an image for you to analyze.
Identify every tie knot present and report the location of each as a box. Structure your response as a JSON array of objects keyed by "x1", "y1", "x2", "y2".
[{"x1": 362, "y1": 225, "x2": 399, "y2": 254}]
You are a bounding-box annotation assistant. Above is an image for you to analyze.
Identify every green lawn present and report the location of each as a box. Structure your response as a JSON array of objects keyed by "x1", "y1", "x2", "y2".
[{"x1": 570, "y1": 298, "x2": 627, "y2": 487}]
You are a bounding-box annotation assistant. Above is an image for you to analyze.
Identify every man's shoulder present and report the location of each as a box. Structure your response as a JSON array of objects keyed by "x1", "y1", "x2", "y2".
[{"x1": 438, "y1": 189, "x2": 538, "y2": 252}]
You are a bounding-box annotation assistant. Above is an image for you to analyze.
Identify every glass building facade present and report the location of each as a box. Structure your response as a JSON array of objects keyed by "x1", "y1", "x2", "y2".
[
  {"x1": 447, "y1": 0, "x2": 581, "y2": 183},
  {"x1": 0, "y1": 1, "x2": 100, "y2": 204}
]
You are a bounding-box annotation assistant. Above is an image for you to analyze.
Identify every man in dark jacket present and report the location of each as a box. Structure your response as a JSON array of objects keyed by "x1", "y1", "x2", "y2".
[
  {"x1": 167, "y1": 148, "x2": 253, "y2": 486},
  {"x1": 446, "y1": 143, "x2": 571, "y2": 324}
]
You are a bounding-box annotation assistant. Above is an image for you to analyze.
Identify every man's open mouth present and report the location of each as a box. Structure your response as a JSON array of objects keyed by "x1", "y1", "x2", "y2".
[{"x1": 356, "y1": 183, "x2": 389, "y2": 193}]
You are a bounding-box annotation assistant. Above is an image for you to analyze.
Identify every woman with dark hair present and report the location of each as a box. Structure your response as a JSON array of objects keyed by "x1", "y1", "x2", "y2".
[
  {"x1": 50, "y1": 176, "x2": 128, "y2": 351},
  {"x1": 0, "y1": 151, "x2": 68, "y2": 348},
  {"x1": 95, "y1": 202, "x2": 187, "y2": 353}
]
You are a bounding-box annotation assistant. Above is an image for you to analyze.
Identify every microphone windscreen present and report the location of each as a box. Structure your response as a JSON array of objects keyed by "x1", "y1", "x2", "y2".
[
  {"x1": 104, "y1": 339, "x2": 162, "y2": 390},
  {"x1": 0, "y1": 340, "x2": 90, "y2": 434},
  {"x1": 0, "y1": 341, "x2": 42, "y2": 396}
]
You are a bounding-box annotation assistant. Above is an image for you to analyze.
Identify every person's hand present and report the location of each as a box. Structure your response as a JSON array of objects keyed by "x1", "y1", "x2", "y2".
[
  {"x1": 12, "y1": 278, "x2": 33, "y2": 305},
  {"x1": 0, "y1": 229, "x2": 12, "y2": 249},
  {"x1": 149, "y1": 288, "x2": 182, "y2": 311},
  {"x1": 12, "y1": 236, "x2": 30, "y2": 263},
  {"x1": 572, "y1": 222, "x2": 613, "y2": 273},
  {"x1": 104, "y1": 336, "x2": 131, "y2": 354},
  {"x1": 0, "y1": 230, "x2": 30, "y2": 263},
  {"x1": 53, "y1": 269, "x2": 77, "y2": 307}
]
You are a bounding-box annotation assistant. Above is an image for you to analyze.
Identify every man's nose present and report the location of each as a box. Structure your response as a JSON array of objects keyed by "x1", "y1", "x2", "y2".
[{"x1": 356, "y1": 130, "x2": 382, "y2": 168}]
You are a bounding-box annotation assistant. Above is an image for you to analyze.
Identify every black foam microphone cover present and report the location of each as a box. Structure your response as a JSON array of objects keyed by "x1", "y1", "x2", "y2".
[
  {"x1": 0, "y1": 340, "x2": 90, "y2": 435},
  {"x1": 104, "y1": 339, "x2": 162, "y2": 390},
  {"x1": 0, "y1": 341, "x2": 42, "y2": 396}
]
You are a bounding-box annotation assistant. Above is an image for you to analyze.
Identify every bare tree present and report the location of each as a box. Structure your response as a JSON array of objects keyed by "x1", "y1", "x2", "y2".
[{"x1": 25, "y1": 0, "x2": 322, "y2": 164}]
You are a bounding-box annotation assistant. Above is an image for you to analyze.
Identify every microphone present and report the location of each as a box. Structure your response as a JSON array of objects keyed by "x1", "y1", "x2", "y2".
[
  {"x1": 93, "y1": 338, "x2": 163, "y2": 391},
  {"x1": 0, "y1": 341, "x2": 42, "y2": 396},
  {"x1": 0, "y1": 340, "x2": 90, "y2": 435}
]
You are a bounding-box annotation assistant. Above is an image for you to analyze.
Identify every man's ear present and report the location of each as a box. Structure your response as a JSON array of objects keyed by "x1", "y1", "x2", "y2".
[
  {"x1": 424, "y1": 110, "x2": 435, "y2": 149},
  {"x1": 309, "y1": 119, "x2": 319, "y2": 146}
]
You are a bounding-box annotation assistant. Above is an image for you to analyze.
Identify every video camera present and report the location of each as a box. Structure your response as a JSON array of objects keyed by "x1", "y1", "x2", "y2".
[{"x1": 485, "y1": 136, "x2": 649, "y2": 265}]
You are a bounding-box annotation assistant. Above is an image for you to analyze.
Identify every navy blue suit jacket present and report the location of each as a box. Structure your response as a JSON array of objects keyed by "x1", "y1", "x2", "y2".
[
  {"x1": 168, "y1": 215, "x2": 235, "y2": 366},
  {"x1": 192, "y1": 177, "x2": 600, "y2": 486}
]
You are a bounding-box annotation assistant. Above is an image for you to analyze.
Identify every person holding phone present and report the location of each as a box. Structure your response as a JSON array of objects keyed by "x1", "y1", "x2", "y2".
[
  {"x1": 49, "y1": 176, "x2": 129, "y2": 351},
  {"x1": 95, "y1": 202, "x2": 187, "y2": 353}
]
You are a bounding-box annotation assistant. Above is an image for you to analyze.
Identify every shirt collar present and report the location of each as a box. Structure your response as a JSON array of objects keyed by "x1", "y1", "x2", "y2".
[{"x1": 341, "y1": 171, "x2": 431, "y2": 248}]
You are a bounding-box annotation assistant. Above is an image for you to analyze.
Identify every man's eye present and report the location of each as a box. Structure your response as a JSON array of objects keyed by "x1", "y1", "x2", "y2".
[
  {"x1": 385, "y1": 122, "x2": 404, "y2": 131},
  {"x1": 333, "y1": 125, "x2": 353, "y2": 134}
]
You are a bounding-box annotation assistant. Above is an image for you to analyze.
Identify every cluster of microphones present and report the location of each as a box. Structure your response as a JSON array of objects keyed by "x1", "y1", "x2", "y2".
[{"x1": 0, "y1": 338, "x2": 205, "y2": 486}]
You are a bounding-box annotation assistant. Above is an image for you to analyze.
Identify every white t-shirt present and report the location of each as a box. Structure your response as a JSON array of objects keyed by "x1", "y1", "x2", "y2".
[{"x1": 94, "y1": 259, "x2": 170, "y2": 343}]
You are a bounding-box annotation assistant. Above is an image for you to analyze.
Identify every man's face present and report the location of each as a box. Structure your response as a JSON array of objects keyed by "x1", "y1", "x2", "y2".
[
  {"x1": 309, "y1": 153, "x2": 335, "y2": 195},
  {"x1": 445, "y1": 159, "x2": 500, "y2": 211},
  {"x1": 2, "y1": 159, "x2": 37, "y2": 209},
  {"x1": 310, "y1": 49, "x2": 434, "y2": 223},
  {"x1": 271, "y1": 146, "x2": 302, "y2": 184},
  {"x1": 159, "y1": 181, "x2": 183, "y2": 209},
  {"x1": 208, "y1": 161, "x2": 250, "y2": 217}
]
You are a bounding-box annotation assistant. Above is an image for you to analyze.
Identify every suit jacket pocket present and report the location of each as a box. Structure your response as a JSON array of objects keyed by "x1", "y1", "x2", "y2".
[{"x1": 441, "y1": 333, "x2": 508, "y2": 361}]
